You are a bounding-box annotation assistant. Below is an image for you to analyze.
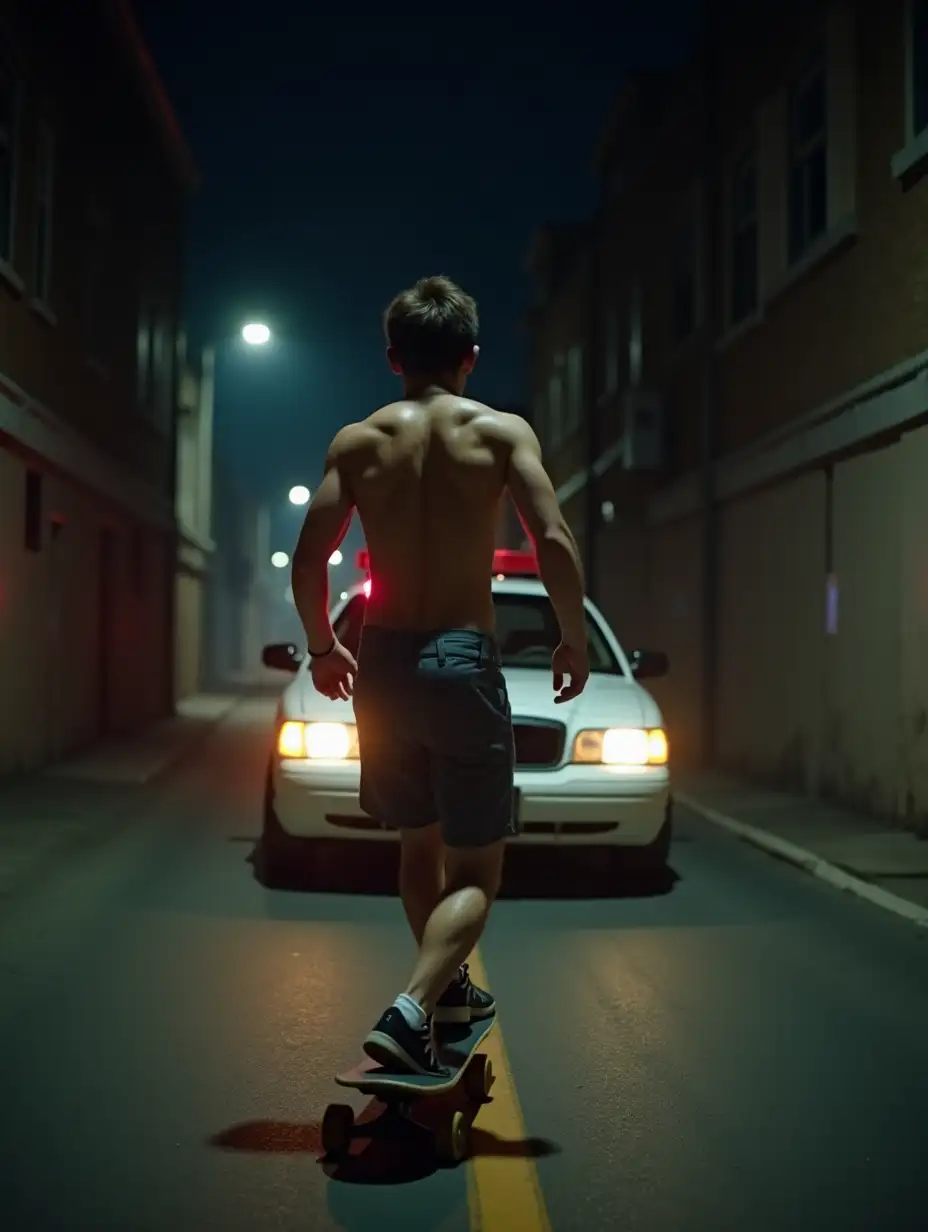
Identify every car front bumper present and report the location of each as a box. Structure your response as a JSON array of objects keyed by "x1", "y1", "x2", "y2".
[{"x1": 269, "y1": 758, "x2": 670, "y2": 846}]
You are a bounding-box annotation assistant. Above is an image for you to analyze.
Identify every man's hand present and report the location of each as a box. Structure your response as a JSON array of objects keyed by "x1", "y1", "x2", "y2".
[
  {"x1": 310, "y1": 640, "x2": 358, "y2": 701},
  {"x1": 552, "y1": 641, "x2": 589, "y2": 703}
]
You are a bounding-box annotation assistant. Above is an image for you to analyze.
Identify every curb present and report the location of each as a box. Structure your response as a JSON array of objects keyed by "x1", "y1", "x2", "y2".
[{"x1": 676, "y1": 791, "x2": 928, "y2": 931}]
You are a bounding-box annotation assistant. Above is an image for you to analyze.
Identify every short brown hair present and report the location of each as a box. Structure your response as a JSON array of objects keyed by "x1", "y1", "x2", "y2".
[{"x1": 383, "y1": 276, "x2": 479, "y2": 375}]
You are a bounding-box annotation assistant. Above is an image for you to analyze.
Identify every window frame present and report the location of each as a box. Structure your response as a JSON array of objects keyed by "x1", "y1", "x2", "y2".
[
  {"x1": 32, "y1": 121, "x2": 55, "y2": 305},
  {"x1": 728, "y1": 144, "x2": 759, "y2": 325},
  {"x1": 787, "y1": 50, "x2": 828, "y2": 264},
  {"x1": 0, "y1": 50, "x2": 21, "y2": 272}
]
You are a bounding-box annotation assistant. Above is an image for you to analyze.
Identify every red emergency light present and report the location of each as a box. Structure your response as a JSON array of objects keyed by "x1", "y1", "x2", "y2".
[
  {"x1": 492, "y1": 549, "x2": 537, "y2": 576},
  {"x1": 356, "y1": 548, "x2": 536, "y2": 579}
]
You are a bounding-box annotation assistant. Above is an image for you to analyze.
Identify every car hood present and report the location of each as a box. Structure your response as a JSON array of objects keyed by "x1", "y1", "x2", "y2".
[
  {"x1": 283, "y1": 665, "x2": 663, "y2": 730},
  {"x1": 502, "y1": 667, "x2": 658, "y2": 728}
]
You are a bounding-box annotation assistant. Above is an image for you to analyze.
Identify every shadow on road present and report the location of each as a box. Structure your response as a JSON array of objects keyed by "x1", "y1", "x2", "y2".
[
  {"x1": 242, "y1": 836, "x2": 680, "y2": 901},
  {"x1": 210, "y1": 1090, "x2": 560, "y2": 1186}
]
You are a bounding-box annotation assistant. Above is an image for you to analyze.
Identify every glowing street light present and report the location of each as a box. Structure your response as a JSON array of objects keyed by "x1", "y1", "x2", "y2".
[
  {"x1": 271, "y1": 551, "x2": 289, "y2": 568},
  {"x1": 329, "y1": 549, "x2": 343, "y2": 566},
  {"x1": 289, "y1": 485, "x2": 310, "y2": 506},
  {"x1": 339, "y1": 590, "x2": 348, "y2": 600},
  {"x1": 242, "y1": 322, "x2": 271, "y2": 346}
]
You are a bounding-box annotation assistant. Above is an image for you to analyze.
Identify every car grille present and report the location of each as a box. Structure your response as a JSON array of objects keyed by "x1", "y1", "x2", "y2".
[{"x1": 513, "y1": 721, "x2": 565, "y2": 768}]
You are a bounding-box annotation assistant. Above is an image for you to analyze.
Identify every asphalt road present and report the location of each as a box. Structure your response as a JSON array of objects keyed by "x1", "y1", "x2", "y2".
[{"x1": 0, "y1": 698, "x2": 926, "y2": 1232}]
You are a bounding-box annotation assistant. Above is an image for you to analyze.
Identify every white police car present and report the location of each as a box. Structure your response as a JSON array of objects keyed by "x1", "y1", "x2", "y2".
[{"x1": 260, "y1": 550, "x2": 672, "y2": 885}]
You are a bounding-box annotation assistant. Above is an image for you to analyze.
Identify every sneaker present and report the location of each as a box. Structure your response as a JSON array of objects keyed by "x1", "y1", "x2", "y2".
[
  {"x1": 363, "y1": 1006, "x2": 451, "y2": 1077},
  {"x1": 433, "y1": 962, "x2": 496, "y2": 1024}
]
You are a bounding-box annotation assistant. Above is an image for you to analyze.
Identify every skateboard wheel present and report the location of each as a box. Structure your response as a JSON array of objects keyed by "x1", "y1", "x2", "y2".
[
  {"x1": 435, "y1": 1110, "x2": 469, "y2": 1163},
  {"x1": 321, "y1": 1103, "x2": 354, "y2": 1157},
  {"x1": 464, "y1": 1053, "x2": 494, "y2": 1103}
]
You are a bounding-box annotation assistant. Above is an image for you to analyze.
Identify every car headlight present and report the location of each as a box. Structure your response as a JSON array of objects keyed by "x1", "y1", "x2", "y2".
[
  {"x1": 572, "y1": 727, "x2": 668, "y2": 766},
  {"x1": 277, "y1": 721, "x2": 360, "y2": 760}
]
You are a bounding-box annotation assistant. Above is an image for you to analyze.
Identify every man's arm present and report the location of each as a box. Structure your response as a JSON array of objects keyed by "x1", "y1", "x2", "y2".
[
  {"x1": 505, "y1": 420, "x2": 587, "y2": 648},
  {"x1": 291, "y1": 430, "x2": 356, "y2": 653}
]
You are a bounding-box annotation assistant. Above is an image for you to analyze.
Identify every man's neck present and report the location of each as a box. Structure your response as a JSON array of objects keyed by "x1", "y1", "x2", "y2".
[{"x1": 402, "y1": 375, "x2": 461, "y2": 400}]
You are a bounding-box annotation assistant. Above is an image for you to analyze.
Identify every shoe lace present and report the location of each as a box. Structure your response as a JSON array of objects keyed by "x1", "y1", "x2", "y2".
[{"x1": 457, "y1": 962, "x2": 470, "y2": 986}]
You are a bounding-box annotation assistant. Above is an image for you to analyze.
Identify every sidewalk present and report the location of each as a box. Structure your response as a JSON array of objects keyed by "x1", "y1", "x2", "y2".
[
  {"x1": 0, "y1": 693, "x2": 239, "y2": 907},
  {"x1": 676, "y1": 771, "x2": 928, "y2": 927}
]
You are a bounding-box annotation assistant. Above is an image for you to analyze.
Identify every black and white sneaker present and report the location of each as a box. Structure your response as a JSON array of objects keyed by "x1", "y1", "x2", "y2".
[
  {"x1": 363, "y1": 1007, "x2": 450, "y2": 1077},
  {"x1": 433, "y1": 963, "x2": 496, "y2": 1024}
]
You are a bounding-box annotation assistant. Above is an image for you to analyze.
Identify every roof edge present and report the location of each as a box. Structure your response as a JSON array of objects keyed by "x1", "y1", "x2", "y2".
[{"x1": 105, "y1": 0, "x2": 200, "y2": 193}]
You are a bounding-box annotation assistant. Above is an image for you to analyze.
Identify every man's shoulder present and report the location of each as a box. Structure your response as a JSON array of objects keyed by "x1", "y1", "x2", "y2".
[
  {"x1": 328, "y1": 415, "x2": 388, "y2": 458},
  {"x1": 456, "y1": 399, "x2": 531, "y2": 441}
]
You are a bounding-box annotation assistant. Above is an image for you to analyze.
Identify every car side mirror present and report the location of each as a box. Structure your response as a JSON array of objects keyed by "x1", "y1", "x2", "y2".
[
  {"x1": 629, "y1": 648, "x2": 668, "y2": 680},
  {"x1": 262, "y1": 643, "x2": 303, "y2": 673}
]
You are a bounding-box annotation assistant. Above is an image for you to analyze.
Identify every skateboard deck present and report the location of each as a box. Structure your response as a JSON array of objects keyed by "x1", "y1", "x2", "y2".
[{"x1": 335, "y1": 1014, "x2": 497, "y2": 1099}]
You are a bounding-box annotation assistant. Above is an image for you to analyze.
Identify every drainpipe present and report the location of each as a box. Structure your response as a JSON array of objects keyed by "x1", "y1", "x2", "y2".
[
  {"x1": 700, "y1": 2, "x2": 722, "y2": 765},
  {"x1": 584, "y1": 208, "x2": 604, "y2": 601}
]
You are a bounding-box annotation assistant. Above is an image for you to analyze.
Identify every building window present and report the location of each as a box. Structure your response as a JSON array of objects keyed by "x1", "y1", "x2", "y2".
[
  {"x1": 547, "y1": 369, "x2": 564, "y2": 449},
  {"x1": 730, "y1": 147, "x2": 759, "y2": 322},
  {"x1": 603, "y1": 307, "x2": 619, "y2": 395},
  {"x1": 137, "y1": 301, "x2": 153, "y2": 411},
  {"x1": 24, "y1": 470, "x2": 42, "y2": 552},
  {"x1": 788, "y1": 52, "x2": 827, "y2": 263},
  {"x1": 0, "y1": 57, "x2": 18, "y2": 266},
  {"x1": 672, "y1": 214, "x2": 697, "y2": 342},
  {"x1": 628, "y1": 283, "x2": 643, "y2": 386},
  {"x1": 84, "y1": 199, "x2": 108, "y2": 360},
  {"x1": 912, "y1": 0, "x2": 928, "y2": 137},
  {"x1": 566, "y1": 344, "x2": 583, "y2": 436},
  {"x1": 33, "y1": 124, "x2": 54, "y2": 303}
]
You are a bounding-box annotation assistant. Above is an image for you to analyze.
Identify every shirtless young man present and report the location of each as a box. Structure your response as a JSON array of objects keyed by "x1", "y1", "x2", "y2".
[{"x1": 291, "y1": 275, "x2": 589, "y2": 1076}]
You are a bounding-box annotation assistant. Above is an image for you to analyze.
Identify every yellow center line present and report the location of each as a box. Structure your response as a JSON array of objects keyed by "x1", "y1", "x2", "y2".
[{"x1": 465, "y1": 949, "x2": 552, "y2": 1232}]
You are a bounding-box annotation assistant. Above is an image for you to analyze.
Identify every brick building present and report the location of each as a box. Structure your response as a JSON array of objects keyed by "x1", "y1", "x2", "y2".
[
  {"x1": 0, "y1": 1, "x2": 196, "y2": 772},
  {"x1": 527, "y1": 0, "x2": 928, "y2": 829}
]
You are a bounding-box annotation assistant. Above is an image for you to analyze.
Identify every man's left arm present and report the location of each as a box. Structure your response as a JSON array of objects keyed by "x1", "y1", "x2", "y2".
[{"x1": 291, "y1": 432, "x2": 356, "y2": 654}]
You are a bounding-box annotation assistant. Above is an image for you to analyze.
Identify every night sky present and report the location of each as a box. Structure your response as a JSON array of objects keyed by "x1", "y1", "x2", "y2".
[{"x1": 135, "y1": 0, "x2": 697, "y2": 569}]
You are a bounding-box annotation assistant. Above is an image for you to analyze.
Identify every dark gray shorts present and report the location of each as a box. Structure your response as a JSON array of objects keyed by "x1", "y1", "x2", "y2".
[{"x1": 353, "y1": 626, "x2": 516, "y2": 848}]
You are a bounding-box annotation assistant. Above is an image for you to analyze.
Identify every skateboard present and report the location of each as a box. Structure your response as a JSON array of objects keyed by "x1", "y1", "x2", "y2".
[{"x1": 323, "y1": 1015, "x2": 497, "y2": 1163}]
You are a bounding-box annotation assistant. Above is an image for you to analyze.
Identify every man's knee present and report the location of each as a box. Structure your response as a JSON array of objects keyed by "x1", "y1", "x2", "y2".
[{"x1": 444, "y1": 840, "x2": 505, "y2": 902}]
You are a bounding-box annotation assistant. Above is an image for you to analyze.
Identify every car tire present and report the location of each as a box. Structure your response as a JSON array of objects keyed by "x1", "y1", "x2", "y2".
[{"x1": 623, "y1": 800, "x2": 673, "y2": 874}]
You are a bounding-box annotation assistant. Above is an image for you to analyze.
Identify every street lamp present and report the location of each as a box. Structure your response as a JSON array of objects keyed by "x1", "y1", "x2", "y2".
[
  {"x1": 271, "y1": 551, "x2": 289, "y2": 568},
  {"x1": 289, "y1": 485, "x2": 310, "y2": 506},
  {"x1": 329, "y1": 549, "x2": 343, "y2": 566},
  {"x1": 242, "y1": 322, "x2": 271, "y2": 346}
]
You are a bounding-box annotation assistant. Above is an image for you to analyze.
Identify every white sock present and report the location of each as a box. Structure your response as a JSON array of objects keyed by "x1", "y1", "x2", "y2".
[{"x1": 393, "y1": 993, "x2": 427, "y2": 1031}]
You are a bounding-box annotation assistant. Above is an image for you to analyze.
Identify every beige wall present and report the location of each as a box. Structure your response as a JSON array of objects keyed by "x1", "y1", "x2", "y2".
[
  {"x1": 0, "y1": 443, "x2": 170, "y2": 774},
  {"x1": 174, "y1": 572, "x2": 203, "y2": 702},
  {"x1": 821, "y1": 446, "x2": 902, "y2": 816},
  {"x1": 899, "y1": 424, "x2": 928, "y2": 828},
  {"x1": 716, "y1": 474, "x2": 826, "y2": 791},
  {"x1": 646, "y1": 515, "x2": 704, "y2": 767},
  {"x1": 594, "y1": 521, "x2": 650, "y2": 653}
]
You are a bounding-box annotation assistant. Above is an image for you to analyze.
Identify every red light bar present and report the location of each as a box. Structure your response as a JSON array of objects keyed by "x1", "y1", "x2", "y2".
[
  {"x1": 357, "y1": 548, "x2": 536, "y2": 578},
  {"x1": 492, "y1": 549, "x2": 537, "y2": 576}
]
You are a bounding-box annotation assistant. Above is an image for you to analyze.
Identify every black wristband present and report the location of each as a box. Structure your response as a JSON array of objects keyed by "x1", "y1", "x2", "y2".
[{"x1": 308, "y1": 637, "x2": 336, "y2": 658}]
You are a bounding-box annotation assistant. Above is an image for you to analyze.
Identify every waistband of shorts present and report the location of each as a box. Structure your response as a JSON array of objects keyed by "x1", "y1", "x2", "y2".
[{"x1": 359, "y1": 625, "x2": 501, "y2": 666}]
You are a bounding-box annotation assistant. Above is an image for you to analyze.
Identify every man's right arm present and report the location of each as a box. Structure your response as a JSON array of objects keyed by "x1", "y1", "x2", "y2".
[{"x1": 505, "y1": 420, "x2": 588, "y2": 649}]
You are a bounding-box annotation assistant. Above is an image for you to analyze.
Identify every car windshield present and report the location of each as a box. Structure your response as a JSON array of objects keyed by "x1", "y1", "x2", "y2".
[{"x1": 332, "y1": 590, "x2": 622, "y2": 675}]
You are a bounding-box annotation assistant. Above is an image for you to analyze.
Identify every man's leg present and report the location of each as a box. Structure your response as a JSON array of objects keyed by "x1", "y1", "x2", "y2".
[
  {"x1": 403, "y1": 840, "x2": 505, "y2": 1013},
  {"x1": 399, "y1": 824, "x2": 445, "y2": 945}
]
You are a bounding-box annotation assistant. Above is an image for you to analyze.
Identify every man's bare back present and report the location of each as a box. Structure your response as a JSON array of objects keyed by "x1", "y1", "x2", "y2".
[
  {"x1": 332, "y1": 391, "x2": 519, "y2": 634},
  {"x1": 290, "y1": 273, "x2": 591, "y2": 1081}
]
